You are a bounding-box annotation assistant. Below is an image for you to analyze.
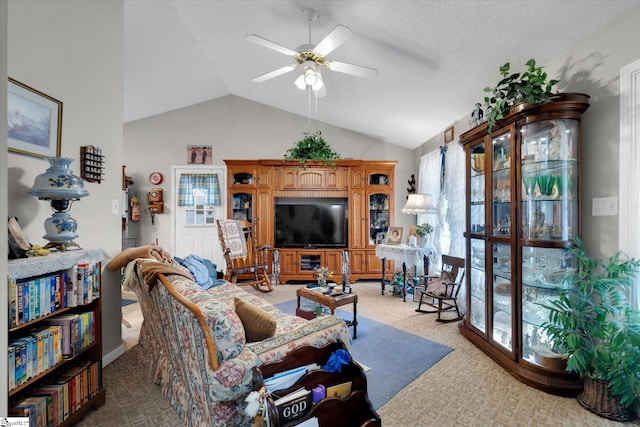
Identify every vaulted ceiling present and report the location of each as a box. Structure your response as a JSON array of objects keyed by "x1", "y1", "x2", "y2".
[{"x1": 125, "y1": 0, "x2": 639, "y2": 149}]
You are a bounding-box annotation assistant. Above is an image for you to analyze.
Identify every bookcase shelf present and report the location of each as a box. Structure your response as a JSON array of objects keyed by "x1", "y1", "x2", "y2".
[
  {"x1": 9, "y1": 329, "x2": 100, "y2": 397},
  {"x1": 6, "y1": 249, "x2": 105, "y2": 425}
]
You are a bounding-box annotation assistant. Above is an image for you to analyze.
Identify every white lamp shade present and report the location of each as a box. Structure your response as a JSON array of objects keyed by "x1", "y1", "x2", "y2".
[
  {"x1": 401, "y1": 193, "x2": 435, "y2": 214},
  {"x1": 294, "y1": 74, "x2": 306, "y2": 90}
]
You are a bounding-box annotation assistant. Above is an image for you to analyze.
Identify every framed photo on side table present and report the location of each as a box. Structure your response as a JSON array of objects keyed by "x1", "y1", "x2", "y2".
[
  {"x1": 8, "y1": 78, "x2": 62, "y2": 158},
  {"x1": 386, "y1": 226, "x2": 404, "y2": 245}
]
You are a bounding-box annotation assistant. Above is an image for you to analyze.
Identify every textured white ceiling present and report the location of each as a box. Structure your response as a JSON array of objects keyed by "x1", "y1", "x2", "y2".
[{"x1": 124, "y1": 0, "x2": 639, "y2": 149}]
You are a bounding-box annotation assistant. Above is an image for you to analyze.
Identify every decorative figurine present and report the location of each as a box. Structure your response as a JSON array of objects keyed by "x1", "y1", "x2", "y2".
[
  {"x1": 470, "y1": 102, "x2": 484, "y2": 126},
  {"x1": 407, "y1": 174, "x2": 416, "y2": 194},
  {"x1": 130, "y1": 196, "x2": 141, "y2": 222}
]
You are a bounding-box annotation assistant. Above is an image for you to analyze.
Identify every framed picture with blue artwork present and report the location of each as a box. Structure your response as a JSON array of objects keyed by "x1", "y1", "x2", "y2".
[{"x1": 7, "y1": 78, "x2": 62, "y2": 158}]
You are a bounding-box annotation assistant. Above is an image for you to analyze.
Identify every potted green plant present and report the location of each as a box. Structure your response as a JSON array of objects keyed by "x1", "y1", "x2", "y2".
[
  {"x1": 283, "y1": 131, "x2": 341, "y2": 166},
  {"x1": 483, "y1": 58, "x2": 560, "y2": 132},
  {"x1": 539, "y1": 238, "x2": 640, "y2": 421}
]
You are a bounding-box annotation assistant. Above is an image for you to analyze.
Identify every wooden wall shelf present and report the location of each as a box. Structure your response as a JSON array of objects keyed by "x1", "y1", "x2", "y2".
[{"x1": 80, "y1": 145, "x2": 104, "y2": 183}]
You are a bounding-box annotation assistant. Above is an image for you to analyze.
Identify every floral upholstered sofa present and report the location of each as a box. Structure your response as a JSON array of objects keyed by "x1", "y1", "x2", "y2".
[{"x1": 110, "y1": 247, "x2": 351, "y2": 427}]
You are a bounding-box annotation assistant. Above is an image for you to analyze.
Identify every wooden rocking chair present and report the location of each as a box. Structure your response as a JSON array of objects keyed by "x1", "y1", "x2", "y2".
[
  {"x1": 216, "y1": 219, "x2": 273, "y2": 293},
  {"x1": 415, "y1": 255, "x2": 465, "y2": 322}
]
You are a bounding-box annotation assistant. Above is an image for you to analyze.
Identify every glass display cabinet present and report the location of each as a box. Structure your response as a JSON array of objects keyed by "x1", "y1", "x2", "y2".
[
  {"x1": 368, "y1": 192, "x2": 390, "y2": 245},
  {"x1": 459, "y1": 93, "x2": 590, "y2": 396}
]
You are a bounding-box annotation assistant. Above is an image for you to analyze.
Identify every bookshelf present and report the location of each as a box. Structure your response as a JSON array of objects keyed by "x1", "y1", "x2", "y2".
[{"x1": 7, "y1": 249, "x2": 105, "y2": 425}]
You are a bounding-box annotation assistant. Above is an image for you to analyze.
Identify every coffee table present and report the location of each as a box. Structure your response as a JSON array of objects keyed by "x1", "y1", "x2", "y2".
[{"x1": 296, "y1": 287, "x2": 358, "y2": 339}]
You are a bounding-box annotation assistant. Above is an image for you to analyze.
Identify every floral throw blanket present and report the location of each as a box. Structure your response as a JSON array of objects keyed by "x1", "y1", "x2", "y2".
[{"x1": 218, "y1": 220, "x2": 248, "y2": 259}]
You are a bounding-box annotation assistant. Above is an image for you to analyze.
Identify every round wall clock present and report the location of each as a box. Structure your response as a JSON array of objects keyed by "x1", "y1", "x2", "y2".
[{"x1": 149, "y1": 172, "x2": 163, "y2": 185}]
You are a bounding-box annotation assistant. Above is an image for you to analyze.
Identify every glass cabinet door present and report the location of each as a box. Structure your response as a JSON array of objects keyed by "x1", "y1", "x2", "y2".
[
  {"x1": 469, "y1": 140, "x2": 486, "y2": 333},
  {"x1": 369, "y1": 193, "x2": 390, "y2": 245},
  {"x1": 469, "y1": 238, "x2": 486, "y2": 332},
  {"x1": 231, "y1": 192, "x2": 253, "y2": 222},
  {"x1": 520, "y1": 118, "x2": 579, "y2": 368},
  {"x1": 492, "y1": 242, "x2": 512, "y2": 351},
  {"x1": 491, "y1": 132, "x2": 512, "y2": 238},
  {"x1": 521, "y1": 120, "x2": 579, "y2": 240}
]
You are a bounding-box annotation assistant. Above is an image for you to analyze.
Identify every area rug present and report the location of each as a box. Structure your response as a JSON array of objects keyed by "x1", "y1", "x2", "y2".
[
  {"x1": 276, "y1": 299, "x2": 453, "y2": 409},
  {"x1": 121, "y1": 299, "x2": 137, "y2": 307}
]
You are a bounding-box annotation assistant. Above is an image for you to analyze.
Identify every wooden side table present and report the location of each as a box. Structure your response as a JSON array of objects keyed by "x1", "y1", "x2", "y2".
[{"x1": 296, "y1": 287, "x2": 358, "y2": 339}]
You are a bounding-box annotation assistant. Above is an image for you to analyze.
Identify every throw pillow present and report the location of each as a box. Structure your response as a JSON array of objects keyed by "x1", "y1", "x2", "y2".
[
  {"x1": 234, "y1": 297, "x2": 277, "y2": 342},
  {"x1": 427, "y1": 278, "x2": 449, "y2": 297},
  {"x1": 428, "y1": 270, "x2": 456, "y2": 297}
]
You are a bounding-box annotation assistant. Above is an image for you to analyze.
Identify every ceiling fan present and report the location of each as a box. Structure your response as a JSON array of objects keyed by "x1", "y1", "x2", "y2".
[{"x1": 245, "y1": 8, "x2": 378, "y2": 96}]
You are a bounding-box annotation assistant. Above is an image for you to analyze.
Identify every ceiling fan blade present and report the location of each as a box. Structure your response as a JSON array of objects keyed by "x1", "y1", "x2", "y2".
[
  {"x1": 326, "y1": 60, "x2": 378, "y2": 79},
  {"x1": 251, "y1": 65, "x2": 298, "y2": 83},
  {"x1": 245, "y1": 34, "x2": 298, "y2": 57},
  {"x1": 313, "y1": 24, "x2": 353, "y2": 57}
]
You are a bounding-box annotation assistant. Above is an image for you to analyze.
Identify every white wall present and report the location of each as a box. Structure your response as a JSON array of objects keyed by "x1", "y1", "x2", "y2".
[
  {"x1": 414, "y1": 5, "x2": 640, "y2": 260},
  {"x1": 124, "y1": 94, "x2": 415, "y2": 249},
  {"x1": 543, "y1": 5, "x2": 640, "y2": 259},
  {"x1": 7, "y1": 0, "x2": 124, "y2": 362}
]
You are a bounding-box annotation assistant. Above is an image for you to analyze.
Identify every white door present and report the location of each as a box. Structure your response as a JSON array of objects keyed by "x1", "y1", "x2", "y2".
[{"x1": 171, "y1": 166, "x2": 226, "y2": 270}]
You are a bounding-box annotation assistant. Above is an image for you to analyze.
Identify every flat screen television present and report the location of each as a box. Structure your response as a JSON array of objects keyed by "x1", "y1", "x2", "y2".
[{"x1": 274, "y1": 197, "x2": 348, "y2": 248}]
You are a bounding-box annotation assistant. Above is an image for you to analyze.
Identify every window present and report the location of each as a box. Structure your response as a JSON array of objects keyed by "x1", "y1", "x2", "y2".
[{"x1": 178, "y1": 173, "x2": 220, "y2": 226}]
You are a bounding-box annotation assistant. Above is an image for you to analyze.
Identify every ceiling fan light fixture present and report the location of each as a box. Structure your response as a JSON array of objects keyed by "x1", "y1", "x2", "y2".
[{"x1": 303, "y1": 67, "x2": 318, "y2": 85}]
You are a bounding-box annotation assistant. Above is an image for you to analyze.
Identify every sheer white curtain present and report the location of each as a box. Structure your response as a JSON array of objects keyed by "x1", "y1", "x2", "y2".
[
  {"x1": 417, "y1": 151, "x2": 440, "y2": 257},
  {"x1": 418, "y1": 142, "x2": 466, "y2": 272}
]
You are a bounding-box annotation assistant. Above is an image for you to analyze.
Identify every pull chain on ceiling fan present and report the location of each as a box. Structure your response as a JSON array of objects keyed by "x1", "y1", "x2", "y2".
[{"x1": 245, "y1": 7, "x2": 378, "y2": 97}]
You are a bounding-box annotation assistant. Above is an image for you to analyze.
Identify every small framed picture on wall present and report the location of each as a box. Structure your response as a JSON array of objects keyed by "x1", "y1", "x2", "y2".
[{"x1": 187, "y1": 145, "x2": 213, "y2": 164}]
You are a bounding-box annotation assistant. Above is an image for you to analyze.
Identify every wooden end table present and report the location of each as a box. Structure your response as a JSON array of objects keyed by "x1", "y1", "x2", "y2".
[{"x1": 296, "y1": 287, "x2": 358, "y2": 339}]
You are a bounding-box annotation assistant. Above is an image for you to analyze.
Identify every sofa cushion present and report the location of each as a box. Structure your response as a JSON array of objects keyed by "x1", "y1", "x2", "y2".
[{"x1": 234, "y1": 297, "x2": 277, "y2": 342}]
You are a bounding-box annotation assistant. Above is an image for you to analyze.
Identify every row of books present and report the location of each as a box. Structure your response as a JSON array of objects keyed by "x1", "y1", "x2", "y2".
[
  {"x1": 9, "y1": 311, "x2": 96, "y2": 391},
  {"x1": 8, "y1": 262, "x2": 100, "y2": 328},
  {"x1": 11, "y1": 360, "x2": 101, "y2": 427}
]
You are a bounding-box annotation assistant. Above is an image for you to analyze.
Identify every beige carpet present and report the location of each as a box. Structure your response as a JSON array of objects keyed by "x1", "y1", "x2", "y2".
[{"x1": 77, "y1": 281, "x2": 639, "y2": 426}]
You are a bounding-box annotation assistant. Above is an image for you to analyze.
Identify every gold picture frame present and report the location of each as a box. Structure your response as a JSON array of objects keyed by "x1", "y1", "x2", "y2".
[
  {"x1": 8, "y1": 78, "x2": 62, "y2": 158},
  {"x1": 385, "y1": 226, "x2": 404, "y2": 245},
  {"x1": 444, "y1": 126, "x2": 454, "y2": 143}
]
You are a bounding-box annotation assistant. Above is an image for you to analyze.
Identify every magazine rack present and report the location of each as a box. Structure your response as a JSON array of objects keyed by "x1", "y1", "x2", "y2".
[{"x1": 260, "y1": 341, "x2": 380, "y2": 427}]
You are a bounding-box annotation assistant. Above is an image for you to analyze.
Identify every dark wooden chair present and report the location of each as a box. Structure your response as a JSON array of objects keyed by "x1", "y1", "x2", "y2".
[
  {"x1": 415, "y1": 254, "x2": 465, "y2": 322},
  {"x1": 217, "y1": 219, "x2": 273, "y2": 293}
]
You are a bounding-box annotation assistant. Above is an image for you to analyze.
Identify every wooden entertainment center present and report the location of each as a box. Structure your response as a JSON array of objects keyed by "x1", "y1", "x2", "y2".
[{"x1": 224, "y1": 159, "x2": 396, "y2": 283}]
